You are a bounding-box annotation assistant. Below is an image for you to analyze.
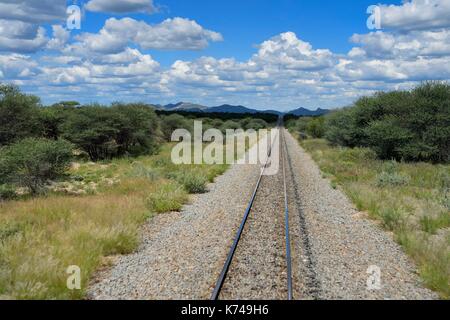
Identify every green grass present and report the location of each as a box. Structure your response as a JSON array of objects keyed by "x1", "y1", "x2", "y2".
[
  {"x1": 0, "y1": 142, "x2": 236, "y2": 299},
  {"x1": 0, "y1": 133, "x2": 259, "y2": 299},
  {"x1": 299, "y1": 138, "x2": 450, "y2": 299}
]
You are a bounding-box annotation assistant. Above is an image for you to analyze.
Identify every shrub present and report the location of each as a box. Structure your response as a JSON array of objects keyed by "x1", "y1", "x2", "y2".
[
  {"x1": 146, "y1": 182, "x2": 188, "y2": 213},
  {"x1": 167, "y1": 171, "x2": 208, "y2": 194},
  {"x1": 61, "y1": 104, "x2": 161, "y2": 161},
  {"x1": 220, "y1": 120, "x2": 241, "y2": 132},
  {"x1": 178, "y1": 172, "x2": 208, "y2": 193},
  {"x1": 325, "y1": 108, "x2": 363, "y2": 147},
  {"x1": 0, "y1": 138, "x2": 73, "y2": 194},
  {"x1": 243, "y1": 119, "x2": 268, "y2": 131},
  {"x1": 365, "y1": 119, "x2": 414, "y2": 160},
  {"x1": 0, "y1": 184, "x2": 16, "y2": 201},
  {"x1": 306, "y1": 117, "x2": 325, "y2": 138},
  {"x1": 376, "y1": 171, "x2": 411, "y2": 187},
  {"x1": 375, "y1": 161, "x2": 411, "y2": 187},
  {"x1": 129, "y1": 164, "x2": 161, "y2": 182},
  {"x1": 324, "y1": 82, "x2": 450, "y2": 163},
  {"x1": 160, "y1": 114, "x2": 191, "y2": 141},
  {"x1": 111, "y1": 103, "x2": 161, "y2": 157},
  {"x1": 0, "y1": 84, "x2": 41, "y2": 146}
]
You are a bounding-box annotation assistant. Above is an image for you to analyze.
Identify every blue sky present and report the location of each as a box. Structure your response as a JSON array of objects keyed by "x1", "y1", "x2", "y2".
[
  {"x1": 80, "y1": 0, "x2": 380, "y2": 65},
  {"x1": 1, "y1": 0, "x2": 450, "y2": 111}
]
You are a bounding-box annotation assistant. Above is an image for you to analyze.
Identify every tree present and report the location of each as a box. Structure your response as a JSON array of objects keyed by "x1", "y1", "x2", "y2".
[
  {"x1": 0, "y1": 138, "x2": 73, "y2": 194},
  {"x1": 325, "y1": 108, "x2": 361, "y2": 147},
  {"x1": 0, "y1": 84, "x2": 41, "y2": 146},
  {"x1": 306, "y1": 117, "x2": 325, "y2": 138},
  {"x1": 61, "y1": 105, "x2": 120, "y2": 161},
  {"x1": 111, "y1": 103, "x2": 161, "y2": 156},
  {"x1": 61, "y1": 104, "x2": 161, "y2": 161},
  {"x1": 243, "y1": 119, "x2": 268, "y2": 131},
  {"x1": 160, "y1": 114, "x2": 191, "y2": 141},
  {"x1": 323, "y1": 82, "x2": 450, "y2": 163}
]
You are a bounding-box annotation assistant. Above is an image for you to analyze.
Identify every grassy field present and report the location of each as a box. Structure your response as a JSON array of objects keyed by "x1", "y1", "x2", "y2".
[
  {"x1": 0, "y1": 143, "x2": 231, "y2": 299},
  {"x1": 298, "y1": 138, "x2": 450, "y2": 299}
]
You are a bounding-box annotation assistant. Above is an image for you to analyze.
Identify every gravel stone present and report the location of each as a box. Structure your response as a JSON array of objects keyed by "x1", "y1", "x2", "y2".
[
  {"x1": 87, "y1": 144, "x2": 261, "y2": 300},
  {"x1": 88, "y1": 130, "x2": 438, "y2": 300},
  {"x1": 283, "y1": 130, "x2": 437, "y2": 300}
]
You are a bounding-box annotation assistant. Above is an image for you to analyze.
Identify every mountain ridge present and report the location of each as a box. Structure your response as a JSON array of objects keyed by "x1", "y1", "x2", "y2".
[{"x1": 157, "y1": 102, "x2": 329, "y2": 116}]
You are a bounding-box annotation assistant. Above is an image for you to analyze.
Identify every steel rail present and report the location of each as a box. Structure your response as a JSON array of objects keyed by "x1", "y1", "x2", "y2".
[
  {"x1": 281, "y1": 128, "x2": 293, "y2": 300},
  {"x1": 210, "y1": 129, "x2": 279, "y2": 300}
]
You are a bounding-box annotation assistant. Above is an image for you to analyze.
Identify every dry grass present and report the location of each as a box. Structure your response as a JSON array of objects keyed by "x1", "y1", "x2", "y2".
[
  {"x1": 0, "y1": 133, "x2": 259, "y2": 299},
  {"x1": 299, "y1": 138, "x2": 450, "y2": 299},
  {"x1": 0, "y1": 143, "x2": 231, "y2": 299}
]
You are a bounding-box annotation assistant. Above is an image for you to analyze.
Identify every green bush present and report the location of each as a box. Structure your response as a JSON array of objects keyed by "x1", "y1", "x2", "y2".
[
  {"x1": 129, "y1": 164, "x2": 161, "y2": 182},
  {"x1": 220, "y1": 120, "x2": 242, "y2": 132},
  {"x1": 376, "y1": 171, "x2": 411, "y2": 187},
  {"x1": 325, "y1": 108, "x2": 364, "y2": 147},
  {"x1": 160, "y1": 114, "x2": 191, "y2": 141},
  {"x1": 375, "y1": 161, "x2": 411, "y2": 187},
  {"x1": 324, "y1": 82, "x2": 450, "y2": 163},
  {"x1": 0, "y1": 184, "x2": 16, "y2": 201},
  {"x1": 146, "y1": 182, "x2": 188, "y2": 213},
  {"x1": 0, "y1": 138, "x2": 73, "y2": 194},
  {"x1": 0, "y1": 84, "x2": 41, "y2": 146},
  {"x1": 242, "y1": 119, "x2": 268, "y2": 131},
  {"x1": 61, "y1": 104, "x2": 161, "y2": 161},
  {"x1": 167, "y1": 171, "x2": 208, "y2": 194},
  {"x1": 180, "y1": 172, "x2": 208, "y2": 194},
  {"x1": 306, "y1": 117, "x2": 325, "y2": 138}
]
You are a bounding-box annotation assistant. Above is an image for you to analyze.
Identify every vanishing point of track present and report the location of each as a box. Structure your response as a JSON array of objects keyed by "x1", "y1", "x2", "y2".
[{"x1": 211, "y1": 123, "x2": 294, "y2": 300}]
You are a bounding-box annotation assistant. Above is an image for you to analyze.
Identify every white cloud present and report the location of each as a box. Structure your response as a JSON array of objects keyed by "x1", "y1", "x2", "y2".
[
  {"x1": 0, "y1": 54, "x2": 38, "y2": 79},
  {"x1": 378, "y1": 0, "x2": 450, "y2": 31},
  {"x1": 253, "y1": 32, "x2": 335, "y2": 71},
  {"x1": 352, "y1": 30, "x2": 450, "y2": 60},
  {"x1": 40, "y1": 47, "x2": 160, "y2": 86},
  {"x1": 3, "y1": 0, "x2": 450, "y2": 109},
  {"x1": 67, "y1": 17, "x2": 223, "y2": 55},
  {"x1": 0, "y1": 0, "x2": 66, "y2": 24},
  {"x1": 85, "y1": 0, "x2": 156, "y2": 14},
  {"x1": 0, "y1": 20, "x2": 48, "y2": 53},
  {"x1": 47, "y1": 25, "x2": 71, "y2": 50},
  {"x1": 0, "y1": 1, "x2": 67, "y2": 53}
]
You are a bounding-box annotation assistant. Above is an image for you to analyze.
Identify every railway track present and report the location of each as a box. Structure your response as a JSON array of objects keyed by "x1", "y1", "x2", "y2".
[{"x1": 211, "y1": 124, "x2": 296, "y2": 300}]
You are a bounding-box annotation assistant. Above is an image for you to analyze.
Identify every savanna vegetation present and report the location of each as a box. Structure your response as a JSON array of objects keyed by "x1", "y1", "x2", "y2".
[
  {"x1": 288, "y1": 82, "x2": 450, "y2": 298},
  {"x1": 0, "y1": 83, "x2": 271, "y2": 299}
]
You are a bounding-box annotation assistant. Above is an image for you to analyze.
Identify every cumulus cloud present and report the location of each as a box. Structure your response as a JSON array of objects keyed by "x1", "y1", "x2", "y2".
[
  {"x1": 85, "y1": 0, "x2": 157, "y2": 14},
  {"x1": 253, "y1": 32, "x2": 335, "y2": 71},
  {"x1": 0, "y1": 0, "x2": 66, "y2": 53},
  {"x1": 67, "y1": 17, "x2": 223, "y2": 55},
  {"x1": 41, "y1": 47, "x2": 160, "y2": 86},
  {"x1": 0, "y1": 0, "x2": 66, "y2": 24},
  {"x1": 379, "y1": 0, "x2": 450, "y2": 31},
  {"x1": 0, "y1": 20, "x2": 48, "y2": 53},
  {"x1": 0, "y1": 54, "x2": 38, "y2": 79},
  {"x1": 47, "y1": 25, "x2": 71, "y2": 50},
  {"x1": 351, "y1": 29, "x2": 450, "y2": 59},
  {"x1": 3, "y1": 0, "x2": 450, "y2": 109}
]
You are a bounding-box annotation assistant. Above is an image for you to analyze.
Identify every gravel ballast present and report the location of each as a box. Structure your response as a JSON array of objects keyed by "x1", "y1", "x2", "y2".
[
  {"x1": 219, "y1": 145, "x2": 288, "y2": 300},
  {"x1": 88, "y1": 129, "x2": 438, "y2": 300},
  {"x1": 283, "y1": 130, "x2": 437, "y2": 300},
  {"x1": 88, "y1": 144, "x2": 261, "y2": 300}
]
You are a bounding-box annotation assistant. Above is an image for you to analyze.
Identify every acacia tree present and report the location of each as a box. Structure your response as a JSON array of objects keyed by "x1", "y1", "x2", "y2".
[{"x1": 0, "y1": 84, "x2": 41, "y2": 146}]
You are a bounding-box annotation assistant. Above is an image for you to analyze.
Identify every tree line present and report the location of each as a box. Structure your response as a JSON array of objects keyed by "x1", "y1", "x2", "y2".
[
  {"x1": 0, "y1": 84, "x2": 272, "y2": 196},
  {"x1": 287, "y1": 82, "x2": 450, "y2": 163}
]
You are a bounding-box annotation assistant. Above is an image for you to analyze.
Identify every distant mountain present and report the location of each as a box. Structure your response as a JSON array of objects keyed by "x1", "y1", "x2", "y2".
[
  {"x1": 157, "y1": 101, "x2": 328, "y2": 116},
  {"x1": 207, "y1": 104, "x2": 259, "y2": 114},
  {"x1": 287, "y1": 107, "x2": 330, "y2": 117},
  {"x1": 162, "y1": 102, "x2": 209, "y2": 112}
]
